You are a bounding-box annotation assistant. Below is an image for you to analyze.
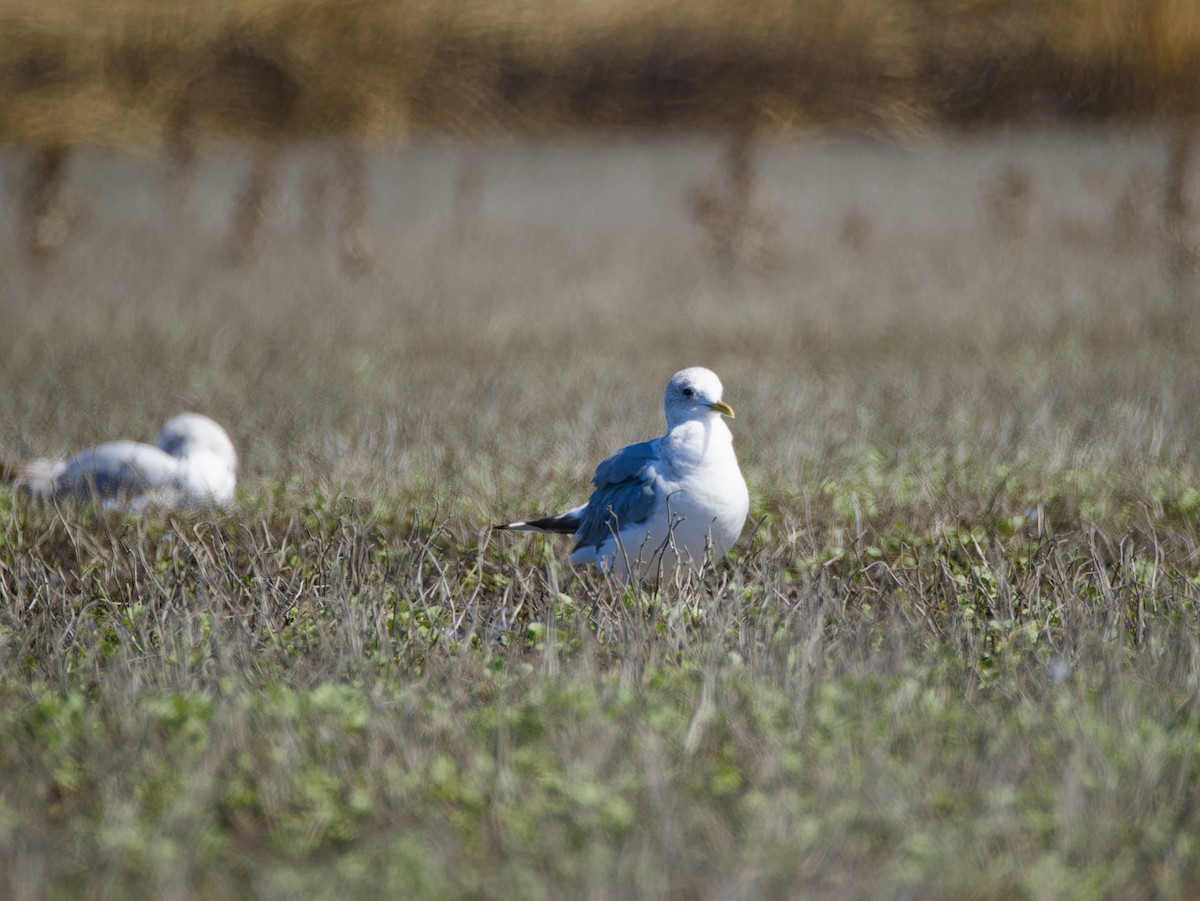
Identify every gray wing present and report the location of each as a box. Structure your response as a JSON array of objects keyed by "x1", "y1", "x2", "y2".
[
  {"x1": 51, "y1": 441, "x2": 180, "y2": 500},
  {"x1": 573, "y1": 439, "x2": 663, "y2": 553}
]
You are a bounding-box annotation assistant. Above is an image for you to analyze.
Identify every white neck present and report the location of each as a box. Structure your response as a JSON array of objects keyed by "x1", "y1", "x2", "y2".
[{"x1": 663, "y1": 416, "x2": 735, "y2": 468}]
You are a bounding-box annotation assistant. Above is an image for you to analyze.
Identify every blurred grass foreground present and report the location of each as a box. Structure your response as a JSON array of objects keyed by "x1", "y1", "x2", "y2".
[{"x1": 1, "y1": 0, "x2": 1199, "y2": 148}]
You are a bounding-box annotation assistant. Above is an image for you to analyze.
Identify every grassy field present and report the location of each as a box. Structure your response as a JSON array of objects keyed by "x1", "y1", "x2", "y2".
[{"x1": 2, "y1": 128, "x2": 1200, "y2": 897}]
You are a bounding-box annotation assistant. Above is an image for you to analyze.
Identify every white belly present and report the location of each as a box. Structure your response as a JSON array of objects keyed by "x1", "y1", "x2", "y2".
[{"x1": 574, "y1": 468, "x2": 749, "y2": 580}]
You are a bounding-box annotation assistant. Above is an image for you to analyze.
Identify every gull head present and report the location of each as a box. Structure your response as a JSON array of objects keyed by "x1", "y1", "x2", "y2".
[
  {"x1": 155, "y1": 413, "x2": 238, "y2": 472},
  {"x1": 663, "y1": 367, "x2": 734, "y2": 429}
]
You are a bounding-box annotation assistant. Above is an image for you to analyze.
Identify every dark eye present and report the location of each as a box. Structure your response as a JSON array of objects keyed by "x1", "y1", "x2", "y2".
[{"x1": 681, "y1": 387, "x2": 694, "y2": 398}]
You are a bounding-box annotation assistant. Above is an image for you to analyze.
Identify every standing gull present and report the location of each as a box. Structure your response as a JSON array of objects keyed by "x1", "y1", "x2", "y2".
[
  {"x1": 498, "y1": 367, "x2": 749, "y2": 580},
  {"x1": 1, "y1": 413, "x2": 237, "y2": 511}
]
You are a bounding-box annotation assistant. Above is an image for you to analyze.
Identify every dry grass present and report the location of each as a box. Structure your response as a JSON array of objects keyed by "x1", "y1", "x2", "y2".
[
  {"x1": 1, "y1": 0, "x2": 1200, "y2": 149},
  {"x1": 688, "y1": 126, "x2": 780, "y2": 272},
  {"x1": 1, "y1": 130, "x2": 1200, "y2": 896},
  {"x1": 1163, "y1": 122, "x2": 1199, "y2": 293}
]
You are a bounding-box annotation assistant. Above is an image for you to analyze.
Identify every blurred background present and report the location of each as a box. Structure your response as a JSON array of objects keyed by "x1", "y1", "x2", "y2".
[
  {"x1": 3, "y1": 0, "x2": 1198, "y2": 269},
  {"x1": 2, "y1": 0, "x2": 1199, "y2": 144},
  {"x1": 1, "y1": 0, "x2": 1198, "y2": 502}
]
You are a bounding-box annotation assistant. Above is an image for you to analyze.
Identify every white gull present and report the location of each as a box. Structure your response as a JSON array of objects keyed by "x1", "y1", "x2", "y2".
[
  {"x1": 498, "y1": 367, "x2": 749, "y2": 581},
  {"x1": 2, "y1": 413, "x2": 237, "y2": 511}
]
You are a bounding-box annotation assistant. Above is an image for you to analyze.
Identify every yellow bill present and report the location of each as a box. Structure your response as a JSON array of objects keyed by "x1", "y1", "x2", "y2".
[{"x1": 708, "y1": 400, "x2": 735, "y2": 418}]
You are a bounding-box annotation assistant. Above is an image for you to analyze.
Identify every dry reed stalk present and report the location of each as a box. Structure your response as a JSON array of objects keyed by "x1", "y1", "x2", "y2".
[
  {"x1": 302, "y1": 163, "x2": 330, "y2": 240},
  {"x1": 453, "y1": 149, "x2": 484, "y2": 242},
  {"x1": 22, "y1": 143, "x2": 71, "y2": 260},
  {"x1": 229, "y1": 139, "x2": 281, "y2": 264},
  {"x1": 1112, "y1": 169, "x2": 1153, "y2": 251},
  {"x1": 339, "y1": 142, "x2": 372, "y2": 271},
  {"x1": 1163, "y1": 121, "x2": 1197, "y2": 292},
  {"x1": 839, "y1": 208, "x2": 873, "y2": 251},
  {"x1": 982, "y1": 163, "x2": 1033, "y2": 240},
  {"x1": 688, "y1": 124, "x2": 779, "y2": 272}
]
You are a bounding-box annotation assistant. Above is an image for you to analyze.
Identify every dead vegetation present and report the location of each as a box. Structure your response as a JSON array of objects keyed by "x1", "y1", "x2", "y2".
[
  {"x1": 688, "y1": 127, "x2": 780, "y2": 272},
  {"x1": 19, "y1": 142, "x2": 73, "y2": 259},
  {"x1": 982, "y1": 163, "x2": 1033, "y2": 240},
  {"x1": 1163, "y1": 121, "x2": 1198, "y2": 293},
  {"x1": 6, "y1": 0, "x2": 1199, "y2": 275},
  {"x1": 1, "y1": 0, "x2": 1199, "y2": 150}
]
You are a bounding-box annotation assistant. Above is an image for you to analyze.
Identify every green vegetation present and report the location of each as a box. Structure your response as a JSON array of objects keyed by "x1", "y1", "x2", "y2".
[
  {"x1": 2, "y1": 133, "x2": 1200, "y2": 896},
  {"x1": 5, "y1": 484, "x2": 1200, "y2": 897}
]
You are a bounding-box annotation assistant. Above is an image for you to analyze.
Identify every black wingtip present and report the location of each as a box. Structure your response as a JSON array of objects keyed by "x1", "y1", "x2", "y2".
[
  {"x1": 522, "y1": 514, "x2": 582, "y2": 534},
  {"x1": 493, "y1": 514, "x2": 581, "y2": 535}
]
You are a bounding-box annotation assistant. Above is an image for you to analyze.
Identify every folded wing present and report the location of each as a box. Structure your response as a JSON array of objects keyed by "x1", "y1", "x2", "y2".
[
  {"x1": 572, "y1": 439, "x2": 662, "y2": 553},
  {"x1": 23, "y1": 441, "x2": 182, "y2": 504}
]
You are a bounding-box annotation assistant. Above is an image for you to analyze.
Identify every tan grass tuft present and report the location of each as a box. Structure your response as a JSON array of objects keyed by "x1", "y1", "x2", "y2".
[
  {"x1": 338, "y1": 142, "x2": 373, "y2": 271},
  {"x1": 453, "y1": 149, "x2": 485, "y2": 242},
  {"x1": 982, "y1": 163, "x2": 1033, "y2": 240},
  {"x1": 688, "y1": 126, "x2": 779, "y2": 272},
  {"x1": 839, "y1": 208, "x2": 873, "y2": 251},
  {"x1": 1112, "y1": 168, "x2": 1154, "y2": 251},
  {"x1": 228, "y1": 139, "x2": 281, "y2": 265},
  {"x1": 21, "y1": 143, "x2": 73, "y2": 260},
  {"x1": 1162, "y1": 122, "x2": 1197, "y2": 292}
]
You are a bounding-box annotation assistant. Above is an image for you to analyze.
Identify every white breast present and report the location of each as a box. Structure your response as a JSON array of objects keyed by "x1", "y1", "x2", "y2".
[{"x1": 579, "y1": 418, "x2": 749, "y2": 580}]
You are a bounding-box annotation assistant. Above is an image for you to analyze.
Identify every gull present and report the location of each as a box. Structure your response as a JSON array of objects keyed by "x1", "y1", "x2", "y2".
[
  {"x1": 498, "y1": 367, "x2": 749, "y2": 580},
  {"x1": 1, "y1": 413, "x2": 237, "y2": 511}
]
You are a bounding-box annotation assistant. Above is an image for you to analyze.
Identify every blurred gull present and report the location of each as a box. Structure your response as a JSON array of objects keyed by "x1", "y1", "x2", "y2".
[
  {"x1": 498, "y1": 367, "x2": 749, "y2": 581},
  {"x1": 2, "y1": 413, "x2": 237, "y2": 511}
]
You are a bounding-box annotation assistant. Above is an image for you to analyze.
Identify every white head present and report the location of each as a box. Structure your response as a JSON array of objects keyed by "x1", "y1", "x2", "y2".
[
  {"x1": 155, "y1": 413, "x2": 238, "y2": 472},
  {"x1": 663, "y1": 367, "x2": 735, "y2": 430}
]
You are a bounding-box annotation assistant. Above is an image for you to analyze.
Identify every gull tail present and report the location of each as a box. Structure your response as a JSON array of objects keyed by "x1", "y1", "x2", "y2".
[
  {"x1": 495, "y1": 505, "x2": 585, "y2": 535},
  {"x1": 0, "y1": 458, "x2": 64, "y2": 496}
]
